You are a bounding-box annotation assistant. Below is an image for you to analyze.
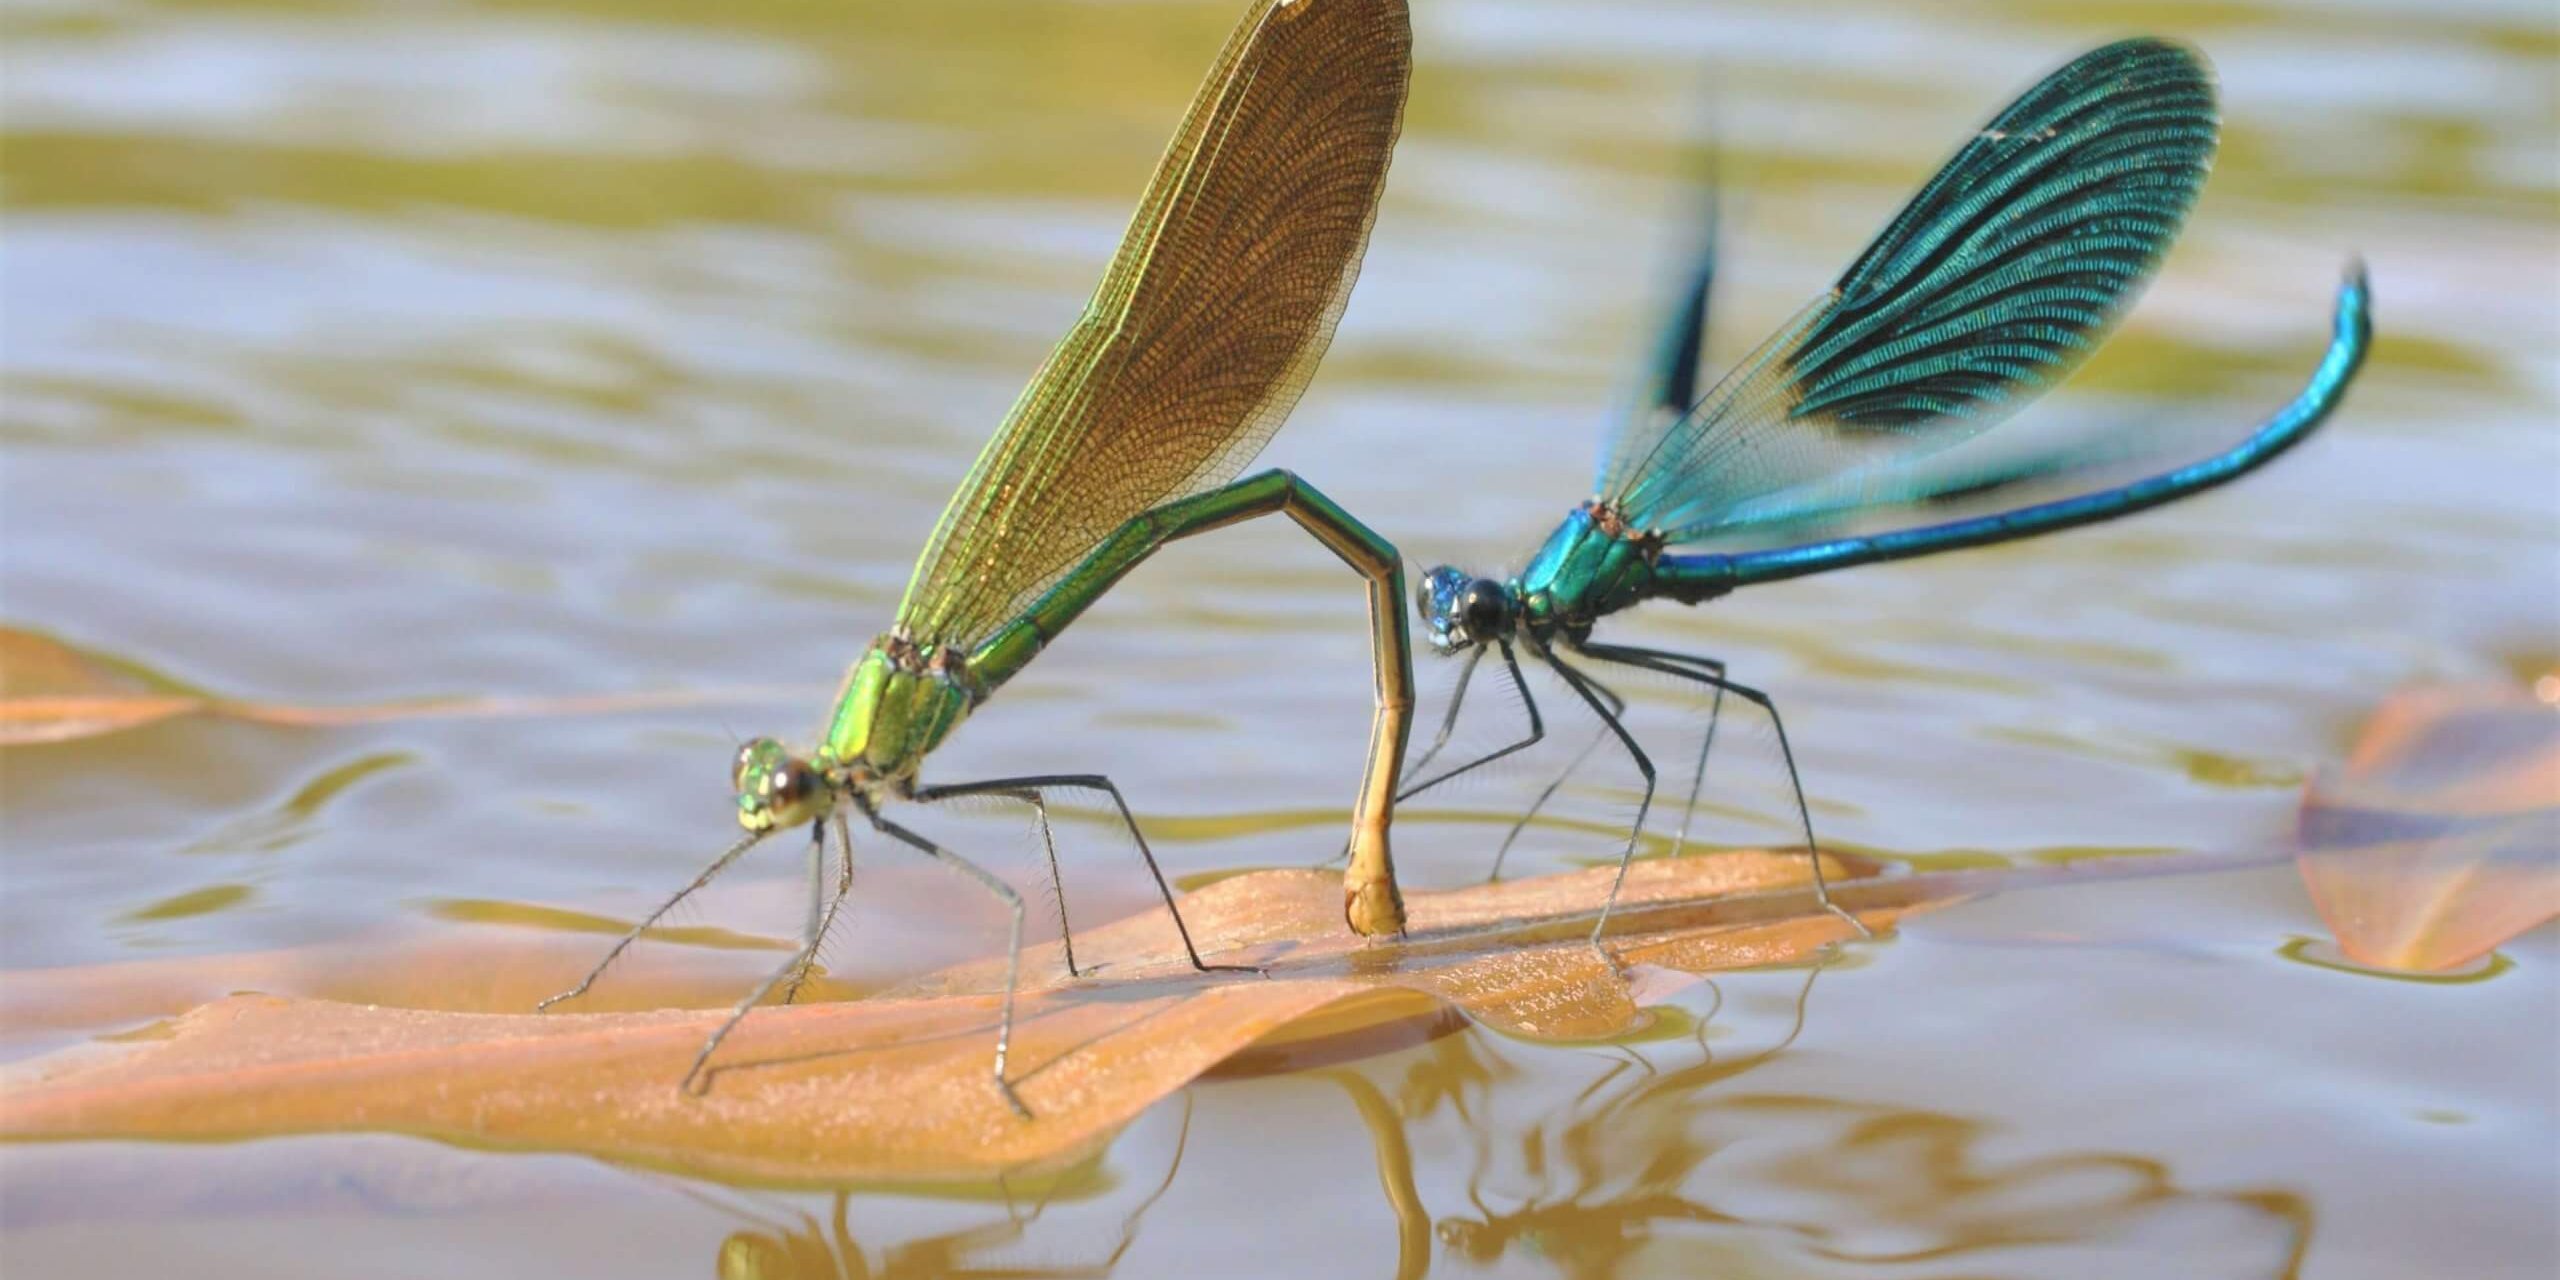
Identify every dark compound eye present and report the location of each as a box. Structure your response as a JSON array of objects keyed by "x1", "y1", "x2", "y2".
[
  {"x1": 1460, "y1": 579, "x2": 1508, "y2": 636},
  {"x1": 764, "y1": 763, "x2": 808, "y2": 806}
]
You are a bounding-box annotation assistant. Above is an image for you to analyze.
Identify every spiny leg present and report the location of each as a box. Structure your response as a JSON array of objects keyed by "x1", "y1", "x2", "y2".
[
  {"x1": 1402, "y1": 643, "x2": 1484, "y2": 784},
  {"x1": 680, "y1": 820, "x2": 830, "y2": 1094},
  {"x1": 1582, "y1": 641, "x2": 1868, "y2": 938},
  {"x1": 1541, "y1": 652, "x2": 1655, "y2": 954},
  {"x1": 1506, "y1": 650, "x2": 1732, "y2": 873},
  {"x1": 1584, "y1": 643, "x2": 1848, "y2": 926},
  {"x1": 1396, "y1": 641, "x2": 1547, "y2": 802},
  {"x1": 912, "y1": 774, "x2": 1260, "y2": 978},
  {"x1": 911, "y1": 785, "x2": 1081, "y2": 978},
  {"x1": 536, "y1": 827, "x2": 771, "y2": 1012},
  {"x1": 780, "y1": 813, "x2": 859, "y2": 1007},
  {"x1": 1486, "y1": 670, "x2": 1625, "y2": 881},
  {"x1": 1667, "y1": 656, "x2": 1729, "y2": 863},
  {"x1": 1008, "y1": 787, "x2": 1077, "y2": 978},
  {"x1": 1319, "y1": 641, "x2": 1518, "y2": 871},
  {"x1": 1487, "y1": 724, "x2": 1602, "y2": 881},
  {"x1": 862, "y1": 800, "x2": 1034, "y2": 1120}
]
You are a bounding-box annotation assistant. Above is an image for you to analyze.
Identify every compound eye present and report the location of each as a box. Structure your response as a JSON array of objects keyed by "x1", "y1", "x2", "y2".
[
  {"x1": 1461, "y1": 580, "x2": 1508, "y2": 637},
  {"x1": 764, "y1": 763, "x2": 810, "y2": 807},
  {"x1": 733, "y1": 737, "x2": 792, "y2": 792},
  {"x1": 1423, "y1": 565, "x2": 1476, "y2": 612}
]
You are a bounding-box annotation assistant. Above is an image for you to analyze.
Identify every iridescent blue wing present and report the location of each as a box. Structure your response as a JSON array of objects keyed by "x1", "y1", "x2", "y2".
[
  {"x1": 1638, "y1": 159, "x2": 1721, "y2": 420},
  {"x1": 1600, "y1": 150, "x2": 1720, "y2": 484},
  {"x1": 1702, "y1": 390, "x2": 2205, "y2": 540},
  {"x1": 1701, "y1": 431, "x2": 2143, "y2": 544},
  {"x1": 1597, "y1": 38, "x2": 2218, "y2": 542}
]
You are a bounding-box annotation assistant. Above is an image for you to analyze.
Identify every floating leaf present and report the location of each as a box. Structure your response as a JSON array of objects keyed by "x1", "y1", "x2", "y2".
[
  {"x1": 4, "y1": 853, "x2": 1950, "y2": 1182},
  {"x1": 0, "y1": 694, "x2": 206, "y2": 744},
  {"x1": 0, "y1": 629, "x2": 198, "y2": 743},
  {"x1": 4, "y1": 847, "x2": 2318, "y2": 1182},
  {"x1": 0, "y1": 626, "x2": 807, "y2": 745},
  {"x1": 2297, "y1": 682, "x2": 2560, "y2": 972},
  {"x1": 0, "y1": 933, "x2": 853, "y2": 1039}
]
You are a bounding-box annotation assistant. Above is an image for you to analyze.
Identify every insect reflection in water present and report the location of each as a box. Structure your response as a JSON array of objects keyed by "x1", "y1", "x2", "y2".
[
  {"x1": 672, "y1": 1098, "x2": 1195, "y2": 1280},
  {"x1": 1353, "y1": 966, "x2": 2313, "y2": 1275}
]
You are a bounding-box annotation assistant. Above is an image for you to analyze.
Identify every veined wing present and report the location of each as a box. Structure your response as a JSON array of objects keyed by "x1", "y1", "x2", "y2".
[
  {"x1": 1694, "y1": 417, "x2": 2182, "y2": 545},
  {"x1": 1611, "y1": 155, "x2": 1723, "y2": 452},
  {"x1": 1598, "y1": 38, "x2": 2217, "y2": 542},
  {"x1": 896, "y1": 0, "x2": 1409, "y2": 649}
]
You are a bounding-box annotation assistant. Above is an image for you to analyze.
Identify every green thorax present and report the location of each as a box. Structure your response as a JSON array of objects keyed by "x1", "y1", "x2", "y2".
[
  {"x1": 1516, "y1": 502, "x2": 1662, "y2": 639},
  {"x1": 820, "y1": 632, "x2": 977, "y2": 785}
]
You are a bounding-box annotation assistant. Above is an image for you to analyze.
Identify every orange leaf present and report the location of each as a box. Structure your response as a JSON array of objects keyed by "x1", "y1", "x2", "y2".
[
  {"x1": 2297, "y1": 682, "x2": 2560, "y2": 972},
  {"x1": 0, "y1": 629, "x2": 203, "y2": 743},
  {"x1": 0, "y1": 694, "x2": 206, "y2": 744},
  {"x1": 0, "y1": 625, "x2": 806, "y2": 744},
  {"x1": 4, "y1": 853, "x2": 1945, "y2": 1182}
]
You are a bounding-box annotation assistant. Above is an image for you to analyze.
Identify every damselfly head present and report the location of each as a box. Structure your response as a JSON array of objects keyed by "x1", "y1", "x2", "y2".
[
  {"x1": 1417, "y1": 564, "x2": 1514, "y2": 654},
  {"x1": 732, "y1": 736, "x2": 831, "y2": 832}
]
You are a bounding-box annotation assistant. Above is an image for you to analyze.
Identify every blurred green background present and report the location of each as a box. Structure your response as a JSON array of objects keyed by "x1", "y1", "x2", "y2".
[{"x1": 3, "y1": 0, "x2": 2553, "y2": 1276}]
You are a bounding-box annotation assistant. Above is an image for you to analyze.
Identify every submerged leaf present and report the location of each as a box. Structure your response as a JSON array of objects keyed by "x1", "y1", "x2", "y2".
[
  {"x1": 4, "y1": 854, "x2": 1937, "y2": 1182},
  {"x1": 0, "y1": 695, "x2": 206, "y2": 744},
  {"x1": 0, "y1": 625, "x2": 806, "y2": 745},
  {"x1": 2296, "y1": 682, "x2": 2560, "y2": 972},
  {"x1": 0, "y1": 629, "x2": 200, "y2": 743}
]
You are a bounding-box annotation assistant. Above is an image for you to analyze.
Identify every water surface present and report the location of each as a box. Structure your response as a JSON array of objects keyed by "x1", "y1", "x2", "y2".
[{"x1": 4, "y1": 0, "x2": 2554, "y2": 1275}]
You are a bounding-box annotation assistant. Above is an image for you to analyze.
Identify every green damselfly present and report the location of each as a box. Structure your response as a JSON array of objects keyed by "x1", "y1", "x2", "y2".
[{"x1": 541, "y1": 0, "x2": 1419, "y2": 1119}]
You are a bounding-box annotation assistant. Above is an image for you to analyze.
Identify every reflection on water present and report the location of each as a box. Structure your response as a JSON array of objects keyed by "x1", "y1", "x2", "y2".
[
  {"x1": 3, "y1": 0, "x2": 2554, "y2": 1273},
  {"x1": 1383, "y1": 967, "x2": 2307, "y2": 1278},
  {"x1": 690, "y1": 1100, "x2": 1195, "y2": 1280},
  {"x1": 517, "y1": 959, "x2": 2319, "y2": 1278},
  {"x1": 1419, "y1": 969, "x2": 1830, "y2": 1277}
]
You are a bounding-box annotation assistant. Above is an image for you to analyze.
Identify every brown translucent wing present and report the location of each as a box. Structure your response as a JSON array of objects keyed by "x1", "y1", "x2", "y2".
[{"x1": 894, "y1": 0, "x2": 1410, "y2": 649}]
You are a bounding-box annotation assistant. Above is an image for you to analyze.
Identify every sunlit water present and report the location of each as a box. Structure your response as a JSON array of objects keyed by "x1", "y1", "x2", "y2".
[{"x1": 3, "y1": 0, "x2": 2554, "y2": 1276}]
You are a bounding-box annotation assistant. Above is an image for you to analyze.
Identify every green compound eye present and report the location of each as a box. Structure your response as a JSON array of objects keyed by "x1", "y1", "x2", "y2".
[
  {"x1": 732, "y1": 738, "x2": 787, "y2": 793},
  {"x1": 555, "y1": 0, "x2": 1425, "y2": 1118},
  {"x1": 729, "y1": 739, "x2": 828, "y2": 832}
]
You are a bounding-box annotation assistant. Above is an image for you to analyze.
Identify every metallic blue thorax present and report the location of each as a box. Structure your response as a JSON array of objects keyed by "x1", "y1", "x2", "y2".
[{"x1": 1516, "y1": 505, "x2": 1660, "y2": 639}]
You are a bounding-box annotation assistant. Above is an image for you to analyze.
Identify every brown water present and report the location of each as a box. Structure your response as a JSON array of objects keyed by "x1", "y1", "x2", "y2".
[{"x1": 4, "y1": 0, "x2": 2555, "y2": 1276}]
